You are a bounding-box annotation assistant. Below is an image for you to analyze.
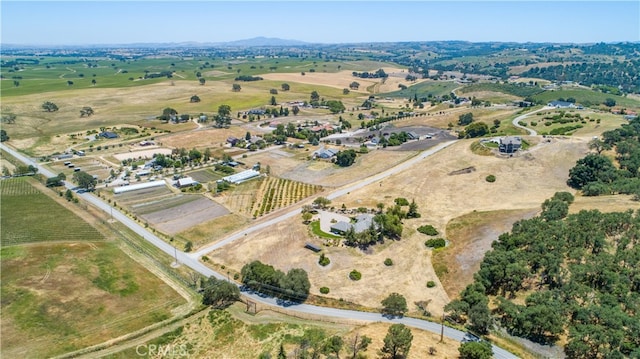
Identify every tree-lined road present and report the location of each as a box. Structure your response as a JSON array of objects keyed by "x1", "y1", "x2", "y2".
[{"x1": 0, "y1": 142, "x2": 518, "y2": 359}]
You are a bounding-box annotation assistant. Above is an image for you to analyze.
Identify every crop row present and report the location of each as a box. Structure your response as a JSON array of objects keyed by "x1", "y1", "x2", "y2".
[
  {"x1": 251, "y1": 177, "x2": 322, "y2": 218},
  {"x1": 0, "y1": 177, "x2": 41, "y2": 196},
  {"x1": 1, "y1": 179, "x2": 104, "y2": 246}
]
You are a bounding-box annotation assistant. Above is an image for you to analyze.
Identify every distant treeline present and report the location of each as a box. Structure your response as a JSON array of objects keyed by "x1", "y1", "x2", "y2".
[
  {"x1": 521, "y1": 61, "x2": 640, "y2": 94},
  {"x1": 234, "y1": 75, "x2": 263, "y2": 81},
  {"x1": 352, "y1": 69, "x2": 387, "y2": 79}
]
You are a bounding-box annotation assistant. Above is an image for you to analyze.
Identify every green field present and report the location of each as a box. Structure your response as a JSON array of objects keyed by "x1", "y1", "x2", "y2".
[
  {"x1": 0, "y1": 177, "x2": 104, "y2": 246},
  {"x1": 0, "y1": 176, "x2": 187, "y2": 358},
  {"x1": 0, "y1": 241, "x2": 186, "y2": 358},
  {"x1": 1, "y1": 56, "x2": 391, "y2": 97},
  {"x1": 385, "y1": 80, "x2": 460, "y2": 99},
  {"x1": 532, "y1": 88, "x2": 640, "y2": 108}
]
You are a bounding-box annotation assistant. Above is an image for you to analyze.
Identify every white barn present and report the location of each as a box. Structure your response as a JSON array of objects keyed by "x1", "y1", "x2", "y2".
[
  {"x1": 113, "y1": 180, "x2": 166, "y2": 194},
  {"x1": 222, "y1": 169, "x2": 261, "y2": 184}
]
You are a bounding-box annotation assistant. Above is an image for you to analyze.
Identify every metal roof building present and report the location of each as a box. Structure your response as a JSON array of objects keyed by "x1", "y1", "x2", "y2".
[
  {"x1": 222, "y1": 169, "x2": 261, "y2": 184},
  {"x1": 113, "y1": 180, "x2": 167, "y2": 194}
]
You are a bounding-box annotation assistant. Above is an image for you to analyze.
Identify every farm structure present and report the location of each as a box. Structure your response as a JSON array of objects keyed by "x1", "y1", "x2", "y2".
[
  {"x1": 113, "y1": 180, "x2": 167, "y2": 194},
  {"x1": 176, "y1": 177, "x2": 198, "y2": 188},
  {"x1": 222, "y1": 169, "x2": 261, "y2": 184},
  {"x1": 499, "y1": 136, "x2": 522, "y2": 154}
]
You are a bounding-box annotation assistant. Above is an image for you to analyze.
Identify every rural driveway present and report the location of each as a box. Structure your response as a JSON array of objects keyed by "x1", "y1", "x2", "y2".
[
  {"x1": 511, "y1": 106, "x2": 553, "y2": 136},
  {"x1": 0, "y1": 142, "x2": 518, "y2": 359}
]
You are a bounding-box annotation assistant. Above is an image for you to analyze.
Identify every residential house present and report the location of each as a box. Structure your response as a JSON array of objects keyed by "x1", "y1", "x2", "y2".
[
  {"x1": 499, "y1": 136, "x2": 522, "y2": 154},
  {"x1": 330, "y1": 213, "x2": 376, "y2": 235},
  {"x1": 547, "y1": 101, "x2": 576, "y2": 109},
  {"x1": 314, "y1": 147, "x2": 338, "y2": 159},
  {"x1": 227, "y1": 136, "x2": 239, "y2": 146},
  {"x1": 100, "y1": 131, "x2": 118, "y2": 139}
]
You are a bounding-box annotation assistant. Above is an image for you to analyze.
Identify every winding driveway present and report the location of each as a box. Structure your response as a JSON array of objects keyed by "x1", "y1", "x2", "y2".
[
  {"x1": 511, "y1": 106, "x2": 552, "y2": 136},
  {"x1": 0, "y1": 142, "x2": 518, "y2": 359}
]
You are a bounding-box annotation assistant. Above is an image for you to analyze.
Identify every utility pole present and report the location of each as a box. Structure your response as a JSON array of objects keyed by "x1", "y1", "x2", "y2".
[
  {"x1": 440, "y1": 312, "x2": 444, "y2": 343},
  {"x1": 174, "y1": 246, "x2": 178, "y2": 265}
]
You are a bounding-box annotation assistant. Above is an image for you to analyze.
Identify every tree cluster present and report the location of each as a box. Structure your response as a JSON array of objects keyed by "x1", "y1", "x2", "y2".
[
  {"x1": 73, "y1": 170, "x2": 96, "y2": 190},
  {"x1": 352, "y1": 69, "x2": 388, "y2": 79},
  {"x1": 446, "y1": 191, "x2": 640, "y2": 357},
  {"x1": 335, "y1": 149, "x2": 357, "y2": 167},
  {"x1": 234, "y1": 75, "x2": 263, "y2": 81},
  {"x1": 241, "y1": 260, "x2": 310, "y2": 302},
  {"x1": 567, "y1": 116, "x2": 640, "y2": 197}
]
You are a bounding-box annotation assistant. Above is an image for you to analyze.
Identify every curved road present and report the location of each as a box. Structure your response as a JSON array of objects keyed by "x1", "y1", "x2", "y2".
[
  {"x1": 511, "y1": 106, "x2": 553, "y2": 136},
  {"x1": 1, "y1": 142, "x2": 518, "y2": 359}
]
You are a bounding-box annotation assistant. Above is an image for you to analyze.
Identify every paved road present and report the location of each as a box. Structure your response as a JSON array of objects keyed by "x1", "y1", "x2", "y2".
[{"x1": 0, "y1": 142, "x2": 518, "y2": 359}]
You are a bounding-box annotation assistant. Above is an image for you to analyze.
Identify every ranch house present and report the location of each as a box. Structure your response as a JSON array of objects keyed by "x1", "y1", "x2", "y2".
[
  {"x1": 499, "y1": 136, "x2": 522, "y2": 154},
  {"x1": 330, "y1": 214, "x2": 375, "y2": 235}
]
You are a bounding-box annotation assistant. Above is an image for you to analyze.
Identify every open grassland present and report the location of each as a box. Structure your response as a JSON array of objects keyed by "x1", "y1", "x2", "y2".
[
  {"x1": 0, "y1": 177, "x2": 103, "y2": 246},
  {"x1": 386, "y1": 80, "x2": 461, "y2": 99},
  {"x1": 0, "y1": 242, "x2": 186, "y2": 359},
  {"x1": 109, "y1": 304, "x2": 461, "y2": 359},
  {"x1": 176, "y1": 213, "x2": 250, "y2": 249},
  {"x1": 523, "y1": 109, "x2": 627, "y2": 137},
  {"x1": 2, "y1": 56, "x2": 385, "y2": 97}
]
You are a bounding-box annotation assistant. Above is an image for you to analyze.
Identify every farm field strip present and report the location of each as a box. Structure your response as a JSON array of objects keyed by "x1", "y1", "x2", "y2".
[{"x1": 0, "y1": 177, "x2": 104, "y2": 246}]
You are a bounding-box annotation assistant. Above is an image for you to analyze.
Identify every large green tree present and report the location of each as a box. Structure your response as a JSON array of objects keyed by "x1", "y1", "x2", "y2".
[
  {"x1": 381, "y1": 323, "x2": 413, "y2": 359},
  {"x1": 381, "y1": 292, "x2": 408, "y2": 317},
  {"x1": 42, "y1": 101, "x2": 59, "y2": 112},
  {"x1": 202, "y1": 277, "x2": 240, "y2": 308},
  {"x1": 73, "y1": 171, "x2": 96, "y2": 190},
  {"x1": 458, "y1": 341, "x2": 493, "y2": 359}
]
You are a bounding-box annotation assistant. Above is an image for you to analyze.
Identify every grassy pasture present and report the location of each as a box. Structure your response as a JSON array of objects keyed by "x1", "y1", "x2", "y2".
[
  {"x1": 110, "y1": 304, "x2": 461, "y2": 359},
  {"x1": 1, "y1": 56, "x2": 391, "y2": 97},
  {"x1": 0, "y1": 241, "x2": 185, "y2": 358},
  {"x1": 386, "y1": 80, "x2": 460, "y2": 99},
  {"x1": 0, "y1": 176, "x2": 186, "y2": 358},
  {"x1": 0, "y1": 177, "x2": 103, "y2": 246}
]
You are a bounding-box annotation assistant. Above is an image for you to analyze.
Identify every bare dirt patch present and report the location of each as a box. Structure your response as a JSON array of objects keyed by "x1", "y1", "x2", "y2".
[
  {"x1": 161, "y1": 127, "x2": 248, "y2": 150},
  {"x1": 113, "y1": 147, "x2": 173, "y2": 161},
  {"x1": 140, "y1": 196, "x2": 230, "y2": 235},
  {"x1": 436, "y1": 209, "x2": 539, "y2": 297}
]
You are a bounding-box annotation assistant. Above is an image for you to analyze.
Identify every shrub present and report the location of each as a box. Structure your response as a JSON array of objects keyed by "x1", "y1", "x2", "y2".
[
  {"x1": 320, "y1": 287, "x2": 330, "y2": 294},
  {"x1": 384, "y1": 258, "x2": 393, "y2": 266},
  {"x1": 486, "y1": 175, "x2": 496, "y2": 183},
  {"x1": 417, "y1": 224, "x2": 439, "y2": 236},
  {"x1": 427, "y1": 281, "x2": 436, "y2": 288},
  {"x1": 425, "y1": 238, "x2": 446, "y2": 248},
  {"x1": 319, "y1": 253, "x2": 330, "y2": 266},
  {"x1": 349, "y1": 270, "x2": 362, "y2": 281}
]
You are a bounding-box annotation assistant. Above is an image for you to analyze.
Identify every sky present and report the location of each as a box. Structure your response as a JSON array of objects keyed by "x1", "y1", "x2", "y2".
[{"x1": 1, "y1": 1, "x2": 639, "y2": 46}]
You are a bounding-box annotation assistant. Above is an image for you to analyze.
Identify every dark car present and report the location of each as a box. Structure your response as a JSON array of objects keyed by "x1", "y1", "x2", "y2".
[{"x1": 461, "y1": 333, "x2": 481, "y2": 343}]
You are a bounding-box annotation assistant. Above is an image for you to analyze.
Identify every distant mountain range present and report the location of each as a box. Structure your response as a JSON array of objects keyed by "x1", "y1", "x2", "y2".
[{"x1": 1, "y1": 37, "x2": 312, "y2": 49}]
